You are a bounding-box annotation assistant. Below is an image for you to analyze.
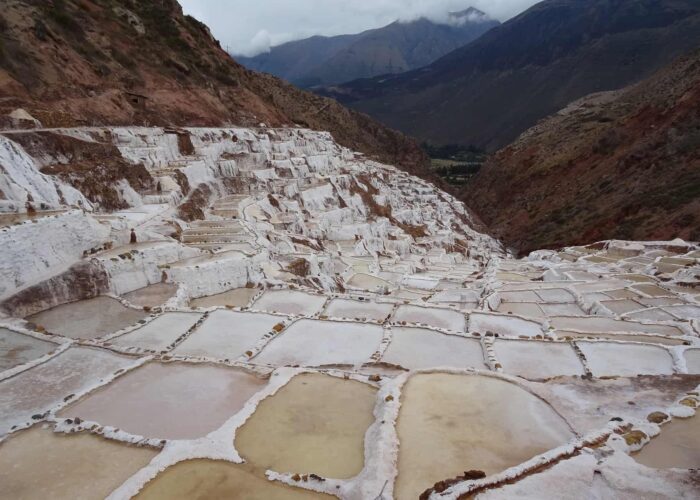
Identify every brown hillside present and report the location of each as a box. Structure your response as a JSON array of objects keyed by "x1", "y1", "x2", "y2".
[
  {"x1": 0, "y1": 0, "x2": 427, "y2": 175},
  {"x1": 464, "y1": 50, "x2": 700, "y2": 254}
]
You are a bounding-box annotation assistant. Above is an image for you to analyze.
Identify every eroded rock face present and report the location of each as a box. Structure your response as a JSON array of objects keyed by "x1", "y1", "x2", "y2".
[{"x1": 1, "y1": 260, "x2": 109, "y2": 318}]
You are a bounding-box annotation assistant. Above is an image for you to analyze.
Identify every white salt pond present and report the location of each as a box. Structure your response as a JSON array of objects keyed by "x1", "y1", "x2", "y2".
[
  {"x1": 252, "y1": 290, "x2": 326, "y2": 316},
  {"x1": 684, "y1": 349, "x2": 700, "y2": 374},
  {"x1": 382, "y1": 327, "x2": 486, "y2": 370},
  {"x1": 122, "y1": 283, "x2": 178, "y2": 308},
  {"x1": 558, "y1": 331, "x2": 686, "y2": 346},
  {"x1": 469, "y1": 313, "x2": 543, "y2": 337},
  {"x1": 252, "y1": 319, "x2": 383, "y2": 367},
  {"x1": 0, "y1": 328, "x2": 57, "y2": 372},
  {"x1": 392, "y1": 304, "x2": 466, "y2": 331},
  {"x1": 189, "y1": 287, "x2": 260, "y2": 308},
  {"x1": 110, "y1": 312, "x2": 203, "y2": 351},
  {"x1": 395, "y1": 373, "x2": 574, "y2": 499},
  {"x1": 173, "y1": 310, "x2": 281, "y2": 360},
  {"x1": 136, "y1": 460, "x2": 334, "y2": 499},
  {"x1": 235, "y1": 373, "x2": 376, "y2": 478},
  {"x1": 494, "y1": 340, "x2": 585, "y2": 379},
  {"x1": 58, "y1": 362, "x2": 266, "y2": 440},
  {"x1": 26, "y1": 297, "x2": 147, "y2": 339},
  {"x1": 0, "y1": 347, "x2": 134, "y2": 435},
  {"x1": 0, "y1": 426, "x2": 157, "y2": 500},
  {"x1": 322, "y1": 298, "x2": 393, "y2": 322},
  {"x1": 577, "y1": 342, "x2": 675, "y2": 377},
  {"x1": 549, "y1": 316, "x2": 683, "y2": 336},
  {"x1": 346, "y1": 273, "x2": 391, "y2": 292}
]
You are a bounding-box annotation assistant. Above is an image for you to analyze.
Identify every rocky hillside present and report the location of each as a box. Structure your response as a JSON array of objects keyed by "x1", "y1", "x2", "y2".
[
  {"x1": 0, "y1": 0, "x2": 428, "y2": 175},
  {"x1": 463, "y1": 50, "x2": 700, "y2": 254},
  {"x1": 238, "y1": 9, "x2": 498, "y2": 88},
  {"x1": 325, "y1": 0, "x2": 700, "y2": 151}
]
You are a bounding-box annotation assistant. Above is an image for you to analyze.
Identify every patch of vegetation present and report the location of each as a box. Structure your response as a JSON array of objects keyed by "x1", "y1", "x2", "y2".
[{"x1": 423, "y1": 143, "x2": 487, "y2": 186}]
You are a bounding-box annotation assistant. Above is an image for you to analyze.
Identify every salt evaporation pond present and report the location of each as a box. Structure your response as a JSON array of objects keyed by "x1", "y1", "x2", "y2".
[
  {"x1": 58, "y1": 362, "x2": 266, "y2": 440},
  {"x1": 685, "y1": 349, "x2": 700, "y2": 374},
  {"x1": 251, "y1": 319, "x2": 382, "y2": 367},
  {"x1": 137, "y1": 460, "x2": 334, "y2": 499},
  {"x1": 395, "y1": 373, "x2": 574, "y2": 499},
  {"x1": 189, "y1": 287, "x2": 259, "y2": 308},
  {"x1": 235, "y1": 373, "x2": 377, "y2": 478},
  {"x1": 173, "y1": 310, "x2": 281, "y2": 360},
  {"x1": 322, "y1": 298, "x2": 394, "y2": 322},
  {"x1": 26, "y1": 297, "x2": 147, "y2": 339},
  {"x1": 381, "y1": 327, "x2": 486, "y2": 370},
  {"x1": 392, "y1": 304, "x2": 466, "y2": 331},
  {"x1": 0, "y1": 328, "x2": 57, "y2": 372},
  {"x1": 634, "y1": 414, "x2": 700, "y2": 469},
  {"x1": 494, "y1": 340, "x2": 585, "y2": 379},
  {"x1": 0, "y1": 427, "x2": 157, "y2": 500},
  {"x1": 110, "y1": 312, "x2": 202, "y2": 351},
  {"x1": 252, "y1": 290, "x2": 326, "y2": 316},
  {"x1": 122, "y1": 283, "x2": 178, "y2": 308},
  {"x1": 0, "y1": 347, "x2": 134, "y2": 435},
  {"x1": 577, "y1": 342, "x2": 675, "y2": 377}
]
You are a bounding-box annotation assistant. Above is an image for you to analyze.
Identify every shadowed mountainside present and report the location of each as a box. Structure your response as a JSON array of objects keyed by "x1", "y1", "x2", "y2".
[
  {"x1": 463, "y1": 50, "x2": 700, "y2": 254},
  {"x1": 323, "y1": 0, "x2": 700, "y2": 152}
]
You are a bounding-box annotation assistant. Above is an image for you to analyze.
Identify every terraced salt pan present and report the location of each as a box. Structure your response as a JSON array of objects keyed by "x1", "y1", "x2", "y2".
[
  {"x1": 469, "y1": 313, "x2": 543, "y2": 337},
  {"x1": 173, "y1": 310, "x2": 281, "y2": 359},
  {"x1": 189, "y1": 287, "x2": 259, "y2": 308},
  {"x1": 382, "y1": 327, "x2": 486, "y2": 370},
  {"x1": 539, "y1": 303, "x2": 586, "y2": 316},
  {"x1": 346, "y1": 273, "x2": 391, "y2": 292},
  {"x1": 0, "y1": 427, "x2": 157, "y2": 500},
  {"x1": 136, "y1": 460, "x2": 333, "y2": 499},
  {"x1": 0, "y1": 347, "x2": 135, "y2": 435},
  {"x1": 252, "y1": 290, "x2": 326, "y2": 316},
  {"x1": 528, "y1": 375, "x2": 700, "y2": 433},
  {"x1": 391, "y1": 304, "x2": 466, "y2": 331},
  {"x1": 626, "y1": 308, "x2": 678, "y2": 322},
  {"x1": 58, "y1": 362, "x2": 266, "y2": 440},
  {"x1": 395, "y1": 373, "x2": 574, "y2": 499},
  {"x1": 252, "y1": 319, "x2": 382, "y2": 367},
  {"x1": 0, "y1": 328, "x2": 57, "y2": 372},
  {"x1": 235, "y1": 373, "x2": 376, "y2": 478},
  {"x1": 322, "y1": 298, "x2": 393, "y2": 321},
  {"x1": 601, "y1": 299, "x2": 646, "y2": 315},
  {"x1": 122, "y1": 283, "x2": 178, "y2": 308},
  {"x1": 663, "y1": 304, "x2": 700, "y2": 320},
  {"x1": 549, "y1": 316, "x2": 683, "y2": 336},
  {"x1": 577, "y1": 342, "x2": 675, "y2": 377},
  {"x1": 558, "y1": 331, "x2": 686, "y2": 346},
  {"x1": 684, "y1": 349, "x2": 700, "y2": 374},
  {"x1": 26, "y1": 297, "x2": 147, "y2": 339},
  {"x1": 494, "y1": 340, "x2": 585, "y2": 379},
  {"x1": 110, "y1": 312, "x2": 202, "y2": 351},
  {"x1": 496, "y1": 302, "x2": 544, "y2": 318},
  {"x1": 634, "y1": 414, "x2": 700, "y2": 469}
]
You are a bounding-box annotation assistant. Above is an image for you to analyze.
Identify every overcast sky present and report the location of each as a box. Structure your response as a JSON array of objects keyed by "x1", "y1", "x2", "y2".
[{"x1": 180, "y1": 0, "x2": 540, "y2": 57}]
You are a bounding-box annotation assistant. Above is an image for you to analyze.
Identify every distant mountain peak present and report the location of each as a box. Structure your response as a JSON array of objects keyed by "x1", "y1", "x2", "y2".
[{"x1": 449, "y1": 7, "x2": 490, "y2": 23}]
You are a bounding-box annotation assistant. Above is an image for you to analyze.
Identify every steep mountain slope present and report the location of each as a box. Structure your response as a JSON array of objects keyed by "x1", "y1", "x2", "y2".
[
  {"x1": 326, "y1": 0, "x2": 700, "y2": 151},
  {"x1": 463, "y1": 50, "x2": 700, "y2": 254},
  {"x1": 238, "y1": 8, "x2": 498, "y2": 88},
  {"x1": 0, "y1": 0, "x2": 428, "y2": 175}
]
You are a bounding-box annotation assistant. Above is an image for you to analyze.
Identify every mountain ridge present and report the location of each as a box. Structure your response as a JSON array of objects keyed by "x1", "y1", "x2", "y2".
[
  {"x1": 325, "y1": 0, "x2": 700, "y2": 151},
  {"x1": 237, "y1": 8, "x2": 499, "y2": 88}
]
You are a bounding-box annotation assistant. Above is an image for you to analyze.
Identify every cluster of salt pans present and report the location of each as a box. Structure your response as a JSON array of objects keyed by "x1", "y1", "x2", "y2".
[{"x1": 0, "y1": 126, "x2": 698, "y2": 498}]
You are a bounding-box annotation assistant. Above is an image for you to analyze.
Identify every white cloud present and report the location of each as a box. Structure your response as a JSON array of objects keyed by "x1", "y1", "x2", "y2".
[{"x1": 180, "y1": 0, "x2": 540, "y2": 56}]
